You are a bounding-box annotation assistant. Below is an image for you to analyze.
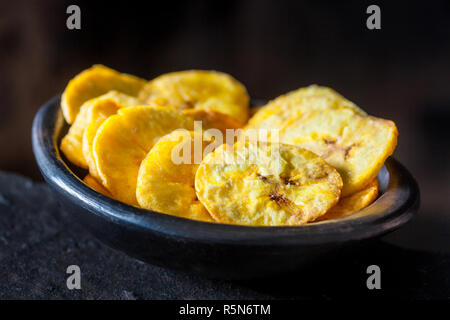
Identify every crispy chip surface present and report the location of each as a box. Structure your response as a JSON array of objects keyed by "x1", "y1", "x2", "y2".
[
  {"x1": 60, "y1": 91, "x2": 139, "y2": 169},
  {"x1": 61, "y1": 65, "x2": 146, "y2": 124},
  {"x1": 246, "y1": 85, "x2": 366, "y2": 130},
  {"x1": 60, "y1": 101, "x2": 91, "y2": 168},
  {"x1": 195, "y1": 141, "x2": 343, "y2": 226},
  {"x1": 316, "y1": 178, "x2": 379, "y2": 221},
  {"x1": 83, "y1": 174, "x2": 112, "y2": 197},
  {"x1": 137, "y1": 130, "x2": 216, "y2": 222},
  {"x1": 93, "y1": 105, "x2": 194, "y2": 205},
  {"x1": 246, "y1": 87, "x2": 397, "y2": 196},
  {"x1": 139, "y1": 70, "x2": 249, "y2": 124},
  {"x1": 81, "y1": 92, "x2": 141, "y2": 178}
]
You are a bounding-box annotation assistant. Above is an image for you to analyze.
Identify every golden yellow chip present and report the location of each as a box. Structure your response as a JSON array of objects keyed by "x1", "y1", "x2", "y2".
[
  {"x1": 195, "y1": 141, "x2": 343, "y2": 226},
  {"x1": 139, "y1": 70, "x2": 249, "y2": 124},
  {"x1": 246, "y1": 88, "x2": 397, "y2": 196},
  {"x1": 60, "y1": 91, "x2": 140, "y2": 169},
  {"x1": 246, "y1": 85, "x2": 366, "y2": 130},
  {"x1": 137, "y1": 130, "x2": 216, "y2": 222},
  {"x1": 83, "y1": 174, "x2": 112, "y2": 197},
  {"x1": 60, "y1": 101, "x2": 91, "y2": 168},
  {"x1": 93, "y1": 105, "x2": 194, "y2": 206},
  {"x1": 61, "y1": 65, "x2": 146, "y2": 124},
  {"x1": 316, "y1": 178, "x2": 379, "y2": 222},
  {"x1": 81, "y1": 93, "x2": 141, "y2": 178}
]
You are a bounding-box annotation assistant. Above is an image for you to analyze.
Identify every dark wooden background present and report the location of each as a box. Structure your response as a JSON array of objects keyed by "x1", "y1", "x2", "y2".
[{"x1": 0, "y1": 0, "x2": 449, "y2": 251}]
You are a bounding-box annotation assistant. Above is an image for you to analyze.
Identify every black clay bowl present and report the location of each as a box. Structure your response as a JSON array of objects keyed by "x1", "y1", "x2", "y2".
[{"x1": 32, "y1": 96, "x2": 420, "y2": 279}]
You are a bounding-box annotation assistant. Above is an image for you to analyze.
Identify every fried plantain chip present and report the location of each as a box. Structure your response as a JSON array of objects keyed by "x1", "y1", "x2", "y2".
[
  {"x1": 83, "y1": 174, "x2": 112, "y2": 197},
  {"x1": 93, "y1": 105, "x2": 194, "y2": 205},
  {"x1": 195, "y1": 141, "x2": 343, "y2": 226},
  {"x1": 316, "y1": 178, "x2": 379, "y2": 222},
  {"x1": 137, "y1": 130, "x2": 216, "y2": 222},
  {"x1": 139, "y1": 70, "x2": 249, "y2": 124},
  {"x1": 60, "y1": 91, "x2": 140, "y2": 169},
  {"x1": 246, "y1": 87, "x2": 397, "y2": 196},
  {"x1": 246, "y1": 85, "x2": 366, "y2": 130},
  {"x1": 80, "y1": 93, "x2": 142, "y2": 178},
  {"x1": 61, "y1": 65, "x2": 146, "y2": 124},
  {"x1": 60, "y1": 100, "x2": 91, "y2": 169}
]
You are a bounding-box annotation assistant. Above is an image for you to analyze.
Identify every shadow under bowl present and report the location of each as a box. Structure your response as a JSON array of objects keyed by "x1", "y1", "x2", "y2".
[{"x1": 32, "y1": 96, "x2": 420, "y2": 279}]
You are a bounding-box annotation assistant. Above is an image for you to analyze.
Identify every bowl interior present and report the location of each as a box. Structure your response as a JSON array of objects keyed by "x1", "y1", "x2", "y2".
[
  {"x1": 32, "y1": 96, "x2": 419, "y2": 245},
  {"x1": 55, "y1": 99, "x2": 390, "y2": 219}
]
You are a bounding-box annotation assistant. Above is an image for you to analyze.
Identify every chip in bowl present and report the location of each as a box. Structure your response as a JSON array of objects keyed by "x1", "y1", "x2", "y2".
[
  {"x1": 195, "y1": 141, "x2": 343, "y2": 226},
  {"x1": 246, "y1": 87, "x2": 397, "y2": 196},
  {"x1": 93, "y1": 105, "x2": 194, "y2": 205},
  {"x1": 61, "y1": 64, "x2": 146, "y2": 124},
  {"x1": 137, "y1": 130, "x2": 217, "y2": 222},
  {"x1": 139, "y1": 70, "x2": 249, "y2": 125}
]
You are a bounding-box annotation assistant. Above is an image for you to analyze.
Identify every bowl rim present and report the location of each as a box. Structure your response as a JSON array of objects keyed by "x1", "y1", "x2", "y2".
[{"x1": 32, "y1": 95, "x2": 420, "y2": 246}]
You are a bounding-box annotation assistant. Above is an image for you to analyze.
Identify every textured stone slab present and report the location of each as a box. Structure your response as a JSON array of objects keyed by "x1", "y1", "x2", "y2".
[{"x1": 0, "y1": 172, "x2": 448, "y2": 299}]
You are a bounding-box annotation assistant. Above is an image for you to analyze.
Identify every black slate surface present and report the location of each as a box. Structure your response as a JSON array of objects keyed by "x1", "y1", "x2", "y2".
[{"x1": 0, "y1": 172, "x2": 449, "y2": 300}]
